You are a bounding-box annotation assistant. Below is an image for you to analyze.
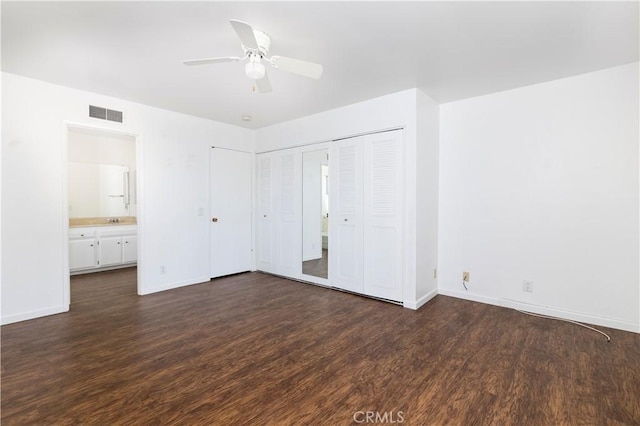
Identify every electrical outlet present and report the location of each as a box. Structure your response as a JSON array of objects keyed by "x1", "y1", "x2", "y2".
[
  {"x1": 434, "y1": 269, "x2": 438, "y2": 279},
  {"x1": 522, "y1": 280, "x2": 533, "y2": 292},
  {"x1": 161, "y1": 265, "x2": 166, "y2": 274},
  {"x1": 463, "y1": 272, "x2": 470, "y2": 282}
]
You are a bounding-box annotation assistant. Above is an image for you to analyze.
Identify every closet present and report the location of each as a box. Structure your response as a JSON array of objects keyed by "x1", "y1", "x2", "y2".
[
  {"x1": 256, "y1": 129, "x2": 404, "y2": 303},
  {"x1": 332, "y1": 130, "x2": 404, "y2": 301}
]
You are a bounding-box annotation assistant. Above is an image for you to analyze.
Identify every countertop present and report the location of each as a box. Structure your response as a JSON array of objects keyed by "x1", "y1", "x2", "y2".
[{"x1": 69, "y1": 217, "x2": 137, "y2": 228}]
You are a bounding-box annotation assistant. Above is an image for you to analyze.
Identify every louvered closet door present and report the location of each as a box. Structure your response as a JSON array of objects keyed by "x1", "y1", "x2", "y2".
[
  {"x1": 257, "y1": 154, "x2": 276, "y2": 273},
  {"x1": 363, "y1": 130, "x2": 403, "y2": 301},
  {"x1": 331, "y1": 136, "x2": 364, "y2": 293},
  {"x1": 275, "y1": 152, "x2": 300, "y2": 277}
]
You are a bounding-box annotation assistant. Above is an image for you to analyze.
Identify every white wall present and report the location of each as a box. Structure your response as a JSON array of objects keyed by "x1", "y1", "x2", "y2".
[
  {"x1": 256, "y1": 90, "x2": 417, "y2": 152},
  {"x1": 68, "y1": 129, "x2": 136, "y2": 169},
  {"x1": 1, "y1": 72, "x2": 254, "y2": 324},
  {"x1": 438, "y1": 63, "x2": 640, "y2": 332}
]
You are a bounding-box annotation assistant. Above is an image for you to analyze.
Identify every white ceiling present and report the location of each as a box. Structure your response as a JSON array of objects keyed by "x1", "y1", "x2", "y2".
[{"x1": 2, "y1": 1, "x2": 638, "y2": 129}]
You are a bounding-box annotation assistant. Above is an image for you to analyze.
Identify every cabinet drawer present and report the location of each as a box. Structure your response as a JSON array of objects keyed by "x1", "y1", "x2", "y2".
[
  {"x1": 69, "y1": 228, "x2": 96, "y2": 239},
  {"x1": 97, "y1": 225, "x2": 137, "y2": 238}
]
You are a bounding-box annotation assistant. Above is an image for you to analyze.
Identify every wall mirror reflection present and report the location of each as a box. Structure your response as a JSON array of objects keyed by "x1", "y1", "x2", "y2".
[
  {"x1": 302, "y1": 149, "x2": 329, "y2": 279},
  {"x1": 68, "y1": 162, "x2": 131, "y2": 217},
  {"x1": 68, "y1": 128, "x2": 136, "y2": 219}
]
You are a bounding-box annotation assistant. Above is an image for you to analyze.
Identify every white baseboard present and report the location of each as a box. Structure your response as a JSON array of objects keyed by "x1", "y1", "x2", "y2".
[
  {"x1": 139, "y1": 275, "x2": 210, "y2": 295},
  {"x1": 1, "y1": 304, "x2": 69, "y2": 325},
  {"x1": 404, "y1": 288, "x2": 438, "y2": 310},
  {"x1": 438, "y1": 289, "x2": 640, "y2": 334},
  {"x1": 438, "y1": 289, "x2": 505, "y2": 309}
]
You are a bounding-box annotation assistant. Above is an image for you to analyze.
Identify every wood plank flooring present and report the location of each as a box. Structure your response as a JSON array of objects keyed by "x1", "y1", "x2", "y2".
[{"x1": 2, "y1": 268, "x2": 639, "y2": 425}]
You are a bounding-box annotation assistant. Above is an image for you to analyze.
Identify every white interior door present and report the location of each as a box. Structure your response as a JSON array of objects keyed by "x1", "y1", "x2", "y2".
[
  {"x1": 330, "y1": 136, "x2": 364, "y2": 293},
  {"x1": 363, "y1": 130, "x2": 404, "y2": 301},
  {"x1": 257, "y1": 153, "x2": 276, "y2": 273},
  {"x1": 210, "y1": 148, "x2": 252, "y2": 278}
]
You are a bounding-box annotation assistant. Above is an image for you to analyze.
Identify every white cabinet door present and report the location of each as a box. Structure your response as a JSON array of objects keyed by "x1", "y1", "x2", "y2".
[
  {"x1": 330, "y1": 136, "x2": 364, "y2": 293},
  {"x1": 123, "y1": 235, "x2": 137, "y2": 263},
  {"x1": 210, "y1": 148, "x2": 253, "y2": 278},
  {"x1": 99, "y1": 236, "x2": 123, "y2": 266},
  {"x1": 69, "y1": 239, "x2": 97, "y2": 270},
  {"x1": 363, "y1": 130, "x2": 403, "y2": 301},
  {"x1": 257, "y1": 154, "x2": 276, "y2": 273}
]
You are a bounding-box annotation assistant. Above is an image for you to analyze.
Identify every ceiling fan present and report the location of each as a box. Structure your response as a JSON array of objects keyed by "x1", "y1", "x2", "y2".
[{"x1": 183, "y1": 20, "x2": 324, "y2": 93}]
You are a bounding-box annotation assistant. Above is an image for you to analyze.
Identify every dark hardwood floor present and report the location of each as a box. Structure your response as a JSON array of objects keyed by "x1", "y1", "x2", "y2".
[{"x1": 2, "y1": 268, "x2": 639, "y2": 425}]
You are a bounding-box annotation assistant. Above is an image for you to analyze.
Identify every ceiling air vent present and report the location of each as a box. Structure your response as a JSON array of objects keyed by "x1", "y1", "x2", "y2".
[
  {"x1": 106, "y1": 109, "x2": 123, "y2": 123},
  {"x1": 89, "y1": 105, "x2": 123, "y2": 123},
  {"x1": 89, "y1": 105, "x2": 107, "y2": 120}
]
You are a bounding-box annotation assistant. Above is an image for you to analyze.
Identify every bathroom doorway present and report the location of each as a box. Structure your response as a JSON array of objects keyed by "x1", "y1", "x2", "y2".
[{"x1": 64, "y1": 124, "x2": 142, "y2": 306}]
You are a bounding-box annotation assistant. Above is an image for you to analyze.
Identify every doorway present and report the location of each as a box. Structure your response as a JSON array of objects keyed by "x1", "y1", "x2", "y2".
[{"x1": 64, "y1": 124, "x2": 142, "y2": 306}]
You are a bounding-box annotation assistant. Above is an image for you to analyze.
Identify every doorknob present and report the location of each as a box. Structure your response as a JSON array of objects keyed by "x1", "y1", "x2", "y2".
[{"x1": 211, "y1": 217, "x2": 219, "y2": 222}]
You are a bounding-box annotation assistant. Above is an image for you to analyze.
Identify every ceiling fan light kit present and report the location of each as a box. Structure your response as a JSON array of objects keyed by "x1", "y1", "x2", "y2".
[
  {"x1": 245, "y1": 55, "x2": 266, "y2": 80},
  {"x1": 183, "y1": 19, "x2": 323, "y2": 93}
]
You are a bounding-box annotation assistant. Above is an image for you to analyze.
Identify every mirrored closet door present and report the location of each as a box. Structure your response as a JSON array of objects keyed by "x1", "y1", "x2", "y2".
[{"x1": 301, "y1": 148, "x2": 329, "y2": 280}]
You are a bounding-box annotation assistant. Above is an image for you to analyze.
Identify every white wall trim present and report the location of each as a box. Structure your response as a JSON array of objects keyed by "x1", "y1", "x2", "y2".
[
  {"x1": 1, "y1": 305, "x2": 69, "y2": 325},
  {"x1": 404, "y1": 288, "x2": 438, "y2": 310},
  {"x1": 439, "y1": 288, "x2": 640, "y2": 334},
  {"x1": 138, "y1": 276, "x2": 210, "y2": 295},
  {"x1": 256, "y1": 126, "x2": 405, "y2": 154},
  {"x1": 61, "y1": 123, "x2": 71, "y2": 307}
]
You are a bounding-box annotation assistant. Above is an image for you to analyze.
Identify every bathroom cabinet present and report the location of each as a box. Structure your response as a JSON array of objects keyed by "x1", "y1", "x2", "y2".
[{"x1": 69, "y1": 225, "x2": 137, "y2": 274}]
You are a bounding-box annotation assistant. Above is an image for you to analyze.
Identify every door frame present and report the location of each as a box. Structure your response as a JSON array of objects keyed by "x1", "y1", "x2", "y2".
[{"x1": 62, "y1": 121, "x2": 143, "y2": 305}]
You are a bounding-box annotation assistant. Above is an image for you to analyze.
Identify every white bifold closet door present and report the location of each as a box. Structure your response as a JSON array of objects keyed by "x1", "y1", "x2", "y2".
[
  {"x1": 362, "y1": 130, "x2": 403, "y2": 301},
  {"x1": 210, "y1": 147, "x2": 252, "y2": 278},
  {"x1": 331, "y1": 136, "x2": 364, "y2": 293},
  {"x1": 331, "y1": 130, "x2": 403, "y2": 301},
  {"x1": 257, "y1": 150, "x2": 301, "y2": 277}
]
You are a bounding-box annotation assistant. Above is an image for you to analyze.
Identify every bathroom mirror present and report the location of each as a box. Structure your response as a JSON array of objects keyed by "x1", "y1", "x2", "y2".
[
  {"x1": 302, "y1": 149, "x2": 329, "y2": 279},
  {"x1": 68, "y1": 162, "x2": 131, "y2": 218},
  {"x1": 67, "y1": 127, "x2": 136, "y2": 219}
]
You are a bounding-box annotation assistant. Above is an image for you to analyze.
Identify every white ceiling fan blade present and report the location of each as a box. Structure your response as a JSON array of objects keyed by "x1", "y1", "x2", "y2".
[
  {"x1": 230, "y1": 20, "x2": 258, "y2": 50},
  {"x1": 271, "y1": 56, "x2": 323, "y2": 79},
  {"x1": 183, "y1": 57, "x2": 241, "y2": 66},
  {"x1": 255, "y1": 72, "x2": 272, "y2": 94}
]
